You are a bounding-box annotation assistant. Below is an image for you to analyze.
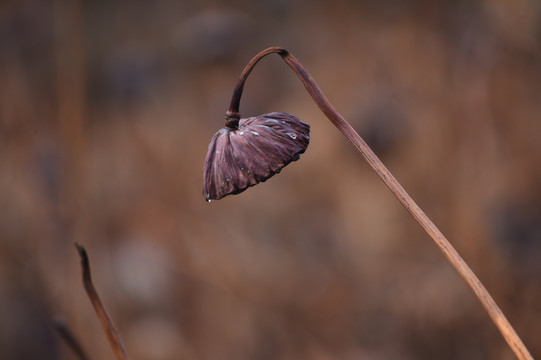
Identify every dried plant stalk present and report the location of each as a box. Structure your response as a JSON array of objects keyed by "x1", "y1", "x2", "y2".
[
  {"x1": 213, "y1": 47, "x2": 532, "y2": 360},
  {"x1": 53, "y1": 319, "x2": 90, "y2": 360},
  {"x1": 75, "y1": 244, "x2": 129, "y2": 360}
]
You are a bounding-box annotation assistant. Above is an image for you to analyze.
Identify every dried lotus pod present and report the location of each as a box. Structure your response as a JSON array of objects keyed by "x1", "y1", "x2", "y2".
[
  {"x1": 203, "y1": 112, "x2": 310, "y2": 201},
  {"x1": 199, "y1": 47, "x2": 532, "y2": 360}
]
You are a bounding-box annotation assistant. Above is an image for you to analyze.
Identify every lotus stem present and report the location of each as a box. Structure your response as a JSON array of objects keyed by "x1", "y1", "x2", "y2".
[{"x1": 225, "y1": 46, "x2": 532, "y2": 360}]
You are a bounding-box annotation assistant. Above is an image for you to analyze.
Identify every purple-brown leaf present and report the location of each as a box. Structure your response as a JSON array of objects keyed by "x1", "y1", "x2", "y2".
[{"x1": 203, "y1": 112, "x2": 310, "y2": 201}]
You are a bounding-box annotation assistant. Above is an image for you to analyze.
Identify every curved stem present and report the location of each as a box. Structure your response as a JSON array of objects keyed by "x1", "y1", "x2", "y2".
[
  {"x1": 228, "y1": 47, "x2": 532, "y2": 360},
  {"x1": 226, "y1": 47, "x2": 287, "y2": 128}
]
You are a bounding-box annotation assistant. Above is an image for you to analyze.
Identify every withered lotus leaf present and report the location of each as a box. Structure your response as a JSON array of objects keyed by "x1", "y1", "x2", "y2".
[{"x1": 203, "y1": 112, "x2": 310, "y2": 201}]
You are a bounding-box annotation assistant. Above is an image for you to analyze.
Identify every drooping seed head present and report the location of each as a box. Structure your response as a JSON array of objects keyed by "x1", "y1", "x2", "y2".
[{"x1": 203, "y1": 112, "x2": 310, "y2": 201}]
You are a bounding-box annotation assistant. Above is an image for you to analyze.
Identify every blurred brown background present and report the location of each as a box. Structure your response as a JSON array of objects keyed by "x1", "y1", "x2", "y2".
[{"x1": 1, "y1": 0, "x2": 540, "y2": 359}]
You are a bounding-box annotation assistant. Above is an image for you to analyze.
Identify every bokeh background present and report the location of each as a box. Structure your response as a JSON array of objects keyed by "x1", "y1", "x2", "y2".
[{"x1": 1, "y1": 0, "x2": 540, "y2": 359}]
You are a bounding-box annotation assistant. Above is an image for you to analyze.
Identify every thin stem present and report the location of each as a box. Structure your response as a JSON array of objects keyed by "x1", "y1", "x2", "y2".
[
  {"x1": 227, "y1": 47, "x2": 532, "y2": 360},
  {"x1": 53, "y1": 319, "x2": 90, "y2": 360},
  {"x1": 226, "y1": 47, "x2": 288, "y2": 128},
  {"x1": 75, "y1": 244, "x2": 130, "y2": 360}
]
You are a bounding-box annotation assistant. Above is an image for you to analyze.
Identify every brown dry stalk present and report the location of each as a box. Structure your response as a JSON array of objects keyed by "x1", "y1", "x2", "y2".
[
  {"x1": 226, "y1": 47, "x2": 532, "y2": 360},
  {"x1": 75, "y1": 244, "x2": 129, "y2": 360},
  {"x1": 53, "y1": 318, "x2": 90, "y2": 360}
]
